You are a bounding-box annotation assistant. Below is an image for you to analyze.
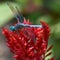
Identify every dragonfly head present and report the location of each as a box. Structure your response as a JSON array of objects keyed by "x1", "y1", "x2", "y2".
[{"x1": 10, "y1": 26, "x2": 16, "y2": 31}]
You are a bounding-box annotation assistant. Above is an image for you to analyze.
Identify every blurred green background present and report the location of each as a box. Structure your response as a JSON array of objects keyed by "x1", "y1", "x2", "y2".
[{"x1": 0, "y1": 0, "x2": 60, "y2": 60}]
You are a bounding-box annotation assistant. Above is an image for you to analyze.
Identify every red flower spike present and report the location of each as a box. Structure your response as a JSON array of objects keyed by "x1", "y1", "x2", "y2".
[
  {"x1": 2, "y1": 19, "x2": 54, "y2": 60},
  {"x1": 40, "y1": 21, "x2": 50, "y2": 41},
  {"x1": 23, "y1": 18, "x2": 27, "y2": 24}
]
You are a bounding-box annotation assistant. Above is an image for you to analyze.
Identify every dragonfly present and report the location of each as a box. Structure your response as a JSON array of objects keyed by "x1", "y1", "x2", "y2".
[{"x1": 7, "y1": 3, "x2": 43, "y2": 31}]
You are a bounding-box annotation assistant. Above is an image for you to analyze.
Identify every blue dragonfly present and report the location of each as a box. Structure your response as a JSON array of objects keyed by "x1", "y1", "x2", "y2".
[{"x1": 7, "y1": 3, "x2": 43, "y2": 31}]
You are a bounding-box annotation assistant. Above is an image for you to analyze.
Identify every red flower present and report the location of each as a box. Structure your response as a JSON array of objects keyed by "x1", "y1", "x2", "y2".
[{"x1": 2, "y1": 19, "x2": 54, "y2": 60}]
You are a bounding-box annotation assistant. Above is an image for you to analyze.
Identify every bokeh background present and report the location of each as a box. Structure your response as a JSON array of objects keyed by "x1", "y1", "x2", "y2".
[{"x1": 0, "y1": 0, "x2": 60, "y2": 60}]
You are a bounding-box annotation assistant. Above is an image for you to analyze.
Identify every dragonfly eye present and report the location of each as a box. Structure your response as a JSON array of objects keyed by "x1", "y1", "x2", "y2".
[{"x1": 10, "y1": 26, "x2": 16, "y2": 31}]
